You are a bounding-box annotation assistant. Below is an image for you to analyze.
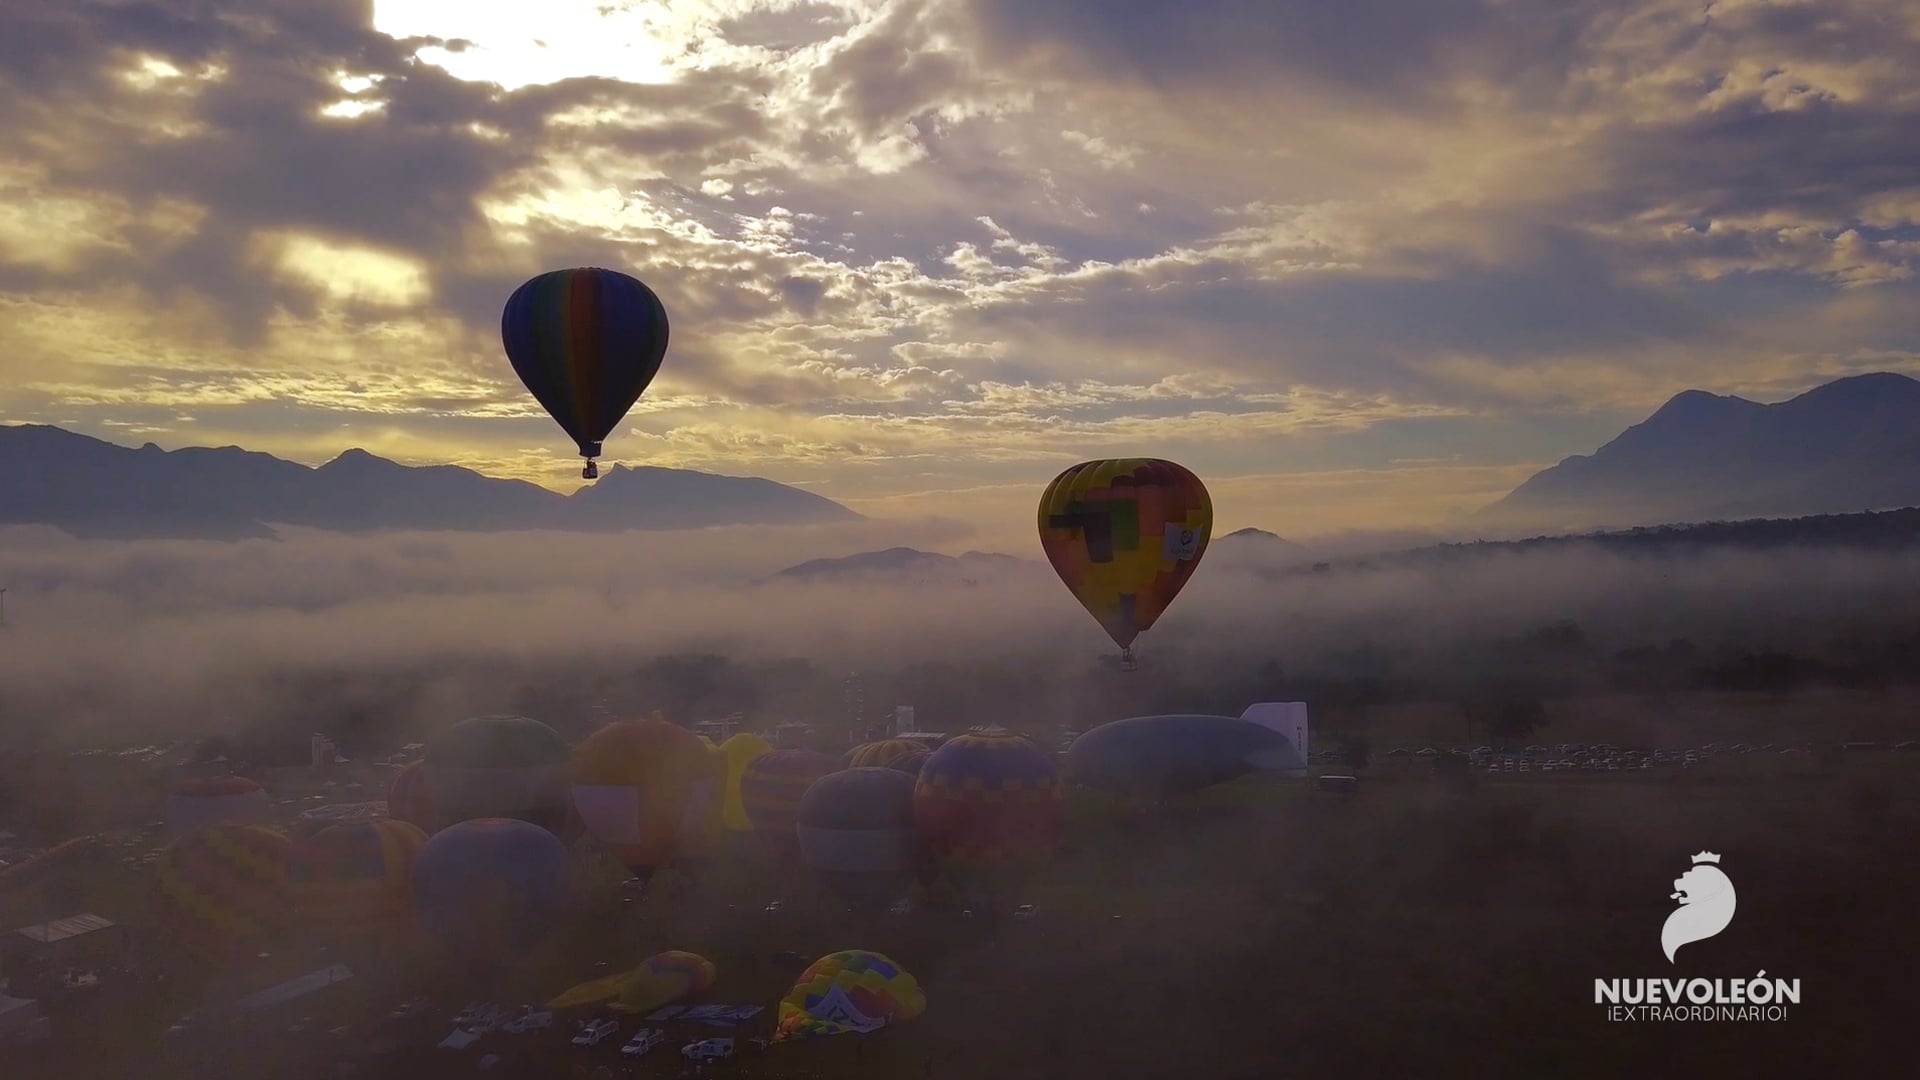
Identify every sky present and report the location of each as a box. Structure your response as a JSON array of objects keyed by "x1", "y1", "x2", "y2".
[{"x1": 2, "y1": 0, "x2": 1918, "y2": 538}]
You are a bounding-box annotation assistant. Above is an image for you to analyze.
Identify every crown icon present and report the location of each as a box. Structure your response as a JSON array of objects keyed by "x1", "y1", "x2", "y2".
[{"x1": 1691, "y1": 851, "x2": 1721, "y2": 865}]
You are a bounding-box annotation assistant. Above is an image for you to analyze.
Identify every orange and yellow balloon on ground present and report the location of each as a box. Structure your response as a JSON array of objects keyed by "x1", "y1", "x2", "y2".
[
  {"x1": 149, "y1": 822, "x2": 292, "y2": 964},
  {"x1": 569, "y1": 719, "x2": 723, "y2": 880},
  {"x1": 286, "y1": 818, "x2": 428, "y2": 953}
]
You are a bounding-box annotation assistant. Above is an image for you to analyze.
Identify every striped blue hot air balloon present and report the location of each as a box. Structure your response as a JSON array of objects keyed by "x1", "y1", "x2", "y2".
[
  {"x1": 797, "y1": 767, "x2": 919, "y2": 912},
  {"x1": 501, "y1": 267, "x2": 670, "y2": 479}
]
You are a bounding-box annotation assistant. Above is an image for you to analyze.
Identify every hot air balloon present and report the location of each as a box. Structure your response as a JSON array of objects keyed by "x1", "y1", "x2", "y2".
[
  {"x1": 424, "y1": 716, "x2": 572, "y2": 834},
  {"x1": 797, "y1": 768, "x2": 919, "y2": 912},
  {"x1": 569, "y1": 719, "x2": 722, "y2": 882},
  {"x1": 913, "y1": 729, "x2": 1064, "y2": 915},
  {"x1": 549, "y1": 950, "x2": 719, "y2": 1012},
  {"x1": 149, "y1": 823, "x2": 291, "y2": 964},
  {"x1": 165, "y1": 776, "x2": 270, "y2": 838},
  {"x1": 1067, "y1": 713, "x2": 1306, "y2": 798},
  {"x1": 286, "y1": 819, "x2": 427, "y2": 956},
  {"x1": 411, "y1": 818, "x2": 576, "y2": 957},
  {"x1": 1037, "y1": 458, "x2": 1213, "y2": 669},
  {"x1": 844, "y1": 739, "x2": 921, "y2": 771},
  {"x1": 774, "y1": 950, "x2": 925, "y2": 1041},
  {"x1": 719, "y1": 733, "x2": 773, "y2": 832},
  {"x1": 739, "y1": 750, "x2": 840, "y2": 865},
  {"x1": 500, "y1": 267, "x2": 670, "y2": 480},
  {"x1": 386, "y1": 759, "x2": 438, "y2": 834}
]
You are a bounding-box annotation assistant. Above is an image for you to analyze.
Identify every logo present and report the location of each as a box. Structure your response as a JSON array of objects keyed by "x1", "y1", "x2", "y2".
[
  {"x1": 1662, "y1": 851, "x2": 1735, "y2": 963},
  {"x1": 1593, "y1": 851, "x2": 1799, "y2": 1022}
]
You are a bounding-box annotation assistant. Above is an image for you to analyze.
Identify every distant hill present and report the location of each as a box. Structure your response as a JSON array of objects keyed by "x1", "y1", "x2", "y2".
[
  {"x1": 765, "y1": 547, "x2": 1039, "y2": 586},
  {"x1": 1210, "y1": 526, "x2": 1306, "y2": 568},
  {"x1": 0, "y1": 424, "x2": 860, "y2": 539},
  {"x1": 1281, "y1": 507, "x2": 1920, "y2": 580},
  {"x1": 1481, "y1": 372, "x2": 1920, "y2": 530}
]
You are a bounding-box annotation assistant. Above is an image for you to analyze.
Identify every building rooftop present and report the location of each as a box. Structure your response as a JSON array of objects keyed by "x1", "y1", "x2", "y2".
[{"x1": 9, "y1": 914, "x2": 116, "y2": 945}]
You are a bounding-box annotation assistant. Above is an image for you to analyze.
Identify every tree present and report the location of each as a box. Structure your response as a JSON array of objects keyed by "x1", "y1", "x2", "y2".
[
  {"x1": 1483, "y1": 694, "x2": 1549, "y2": 746},
  {"x1": 1337, "y1": 735, "x2": 1371, "y2": 771}
]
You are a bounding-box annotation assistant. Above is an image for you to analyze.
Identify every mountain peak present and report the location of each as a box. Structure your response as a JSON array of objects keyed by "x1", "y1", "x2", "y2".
[
  {"x1": 1483, "y1": 371, "x2": 1920, "y2": 530},
  {"x1": 1221, "y1": 526, "x2": 1292, "y2": 543},
  {"x1": 320, "y1": 447, "x2": 391, "y2": 469}
]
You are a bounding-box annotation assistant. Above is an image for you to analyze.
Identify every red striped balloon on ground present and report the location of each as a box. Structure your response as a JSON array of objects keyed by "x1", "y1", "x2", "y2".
[
  {"x1": 912, "y1": 728, "x2": 1065, "y2": 915},
  {"x1": 165, "y1": 776, "x2": 270, "y2": 838}
]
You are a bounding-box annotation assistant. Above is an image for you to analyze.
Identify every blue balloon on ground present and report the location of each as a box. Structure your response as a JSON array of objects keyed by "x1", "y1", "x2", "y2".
[
  {"x1": 412, "y1": 817, "x2": 575, "y2": 954},
  {"x1": 797, "y1": 767, "x2": 919, "y2": 912}
]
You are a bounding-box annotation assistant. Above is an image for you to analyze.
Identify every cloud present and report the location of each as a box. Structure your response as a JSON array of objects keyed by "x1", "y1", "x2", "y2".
[
  {"x1": 0, "y1": 0, "x2": 1916, "y2": 529},
  {"x1": 5, "y1": 521, "x2": 1918, "y2": 747}
]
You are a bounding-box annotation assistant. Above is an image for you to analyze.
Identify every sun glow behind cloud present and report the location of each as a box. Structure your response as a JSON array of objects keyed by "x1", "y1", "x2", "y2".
[{"x1": 371, "y1": 0, "x2": 681, "y2": 89}]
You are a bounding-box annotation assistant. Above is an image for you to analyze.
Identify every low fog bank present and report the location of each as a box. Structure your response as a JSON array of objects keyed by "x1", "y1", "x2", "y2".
[{"x1": 2, "y1": 521, "x2": 1918, "y2": 748}]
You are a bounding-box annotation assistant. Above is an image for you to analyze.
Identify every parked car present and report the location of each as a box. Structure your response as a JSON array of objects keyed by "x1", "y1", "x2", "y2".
[
  {"x1": 573, "y1": 1018, "x2": 620, "y2": 1048},
  {"x1": 622, "y1": 1028, "x2": 666, "y2": 1056},
  {"x1": 502, "y1": 1008, "x2": 552, "y2": 1035},
  {"x1": 682, "y1": 1038, "x2": 736, "y2": 1061}
]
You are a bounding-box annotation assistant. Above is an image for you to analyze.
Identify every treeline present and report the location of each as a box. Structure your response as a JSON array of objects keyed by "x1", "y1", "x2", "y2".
[{"x1": 1286, "y1": 506, "x2": 1920, "y2": 577}]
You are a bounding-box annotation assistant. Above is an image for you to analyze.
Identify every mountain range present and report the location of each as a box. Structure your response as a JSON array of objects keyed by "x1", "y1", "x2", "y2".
[
  {"x1": 0, "y1": 425, "x2": 860, "y2": 539},
  {"x1": 1481, "y1": 372, "x2": 1920, "y2": 530}
]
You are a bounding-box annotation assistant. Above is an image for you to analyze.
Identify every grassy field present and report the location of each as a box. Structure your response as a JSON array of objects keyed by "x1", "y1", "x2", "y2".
[{"x1": 7, "y1": 693, "x2": 1918, "y2": 1078}]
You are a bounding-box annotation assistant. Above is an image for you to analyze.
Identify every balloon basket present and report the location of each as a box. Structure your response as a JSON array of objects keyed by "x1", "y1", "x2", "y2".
[{"x1": 582, "y1": 460, "x2": 599, "y2": 480}]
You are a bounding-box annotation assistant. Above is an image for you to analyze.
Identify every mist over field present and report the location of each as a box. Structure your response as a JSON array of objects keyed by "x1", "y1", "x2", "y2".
[{"x1": 4, "y1": 519, "x2": 1918, "y2": 747}]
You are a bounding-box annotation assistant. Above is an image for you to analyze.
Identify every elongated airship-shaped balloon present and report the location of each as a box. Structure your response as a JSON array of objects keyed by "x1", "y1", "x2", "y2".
[
  {"x1": 1038, "y1": 458, "x2": 1212, "y2": 667},
  {"x1": 501, "y1": 267, "x2": 669, "y2": 480},
  {"x1": 1067, "y1": 712, "x2": 1306, "y2": 798}
]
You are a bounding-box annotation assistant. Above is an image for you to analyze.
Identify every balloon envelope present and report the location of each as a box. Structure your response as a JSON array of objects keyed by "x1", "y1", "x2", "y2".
[
  {"x1": 740, "y1": 750, "x2": 840, "y2": 860},
  {"x1": 1037, "y1": 458, "x2": 1212, "y2": 650},
  {"x1": 797, "y1": 768, "x2": 919, "y2": 911},
  {"x1": 719, "y1": 733, "x2": 774, "y2": 832},
  {"x1": 569, "y1": 719, "x2": 721, "y2": 878},
  {"x1": 618, "y1": 949, "x2": 717, "y2": 1013},
  {"x1": 913, "y1": 729, "x2": 1064, "y2": 912},
  {"x1": 500, "y1": 267, "x2": 669, "y2": 465},
  {"x1": 150, "y1": 823, "x2": 291, "y2": 963},
  {"x1": 287, "y1": 819, "x2": 428, "y2": 951},
  {"x1": 165, "y1": 776, "x2": 270, "y2": 838},
  {"x1": 1068, "y1": 714, "x2": 1304, "y2": 797},
  {"x1": 411, "y1": 818, "x2": 575, "y2": 954},
  {"x1": 386, "y1": 759, "x2": 437, "y2": 834},
  {"x1": 425, "y1": 716, "x2": 572, "y2": 833},
  {"x1": 775, "y1": 950, "x2": 925, "y2": 1041},
  {"x1": 844, "y1": 739, "x2": 920, "y2": 770}
]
